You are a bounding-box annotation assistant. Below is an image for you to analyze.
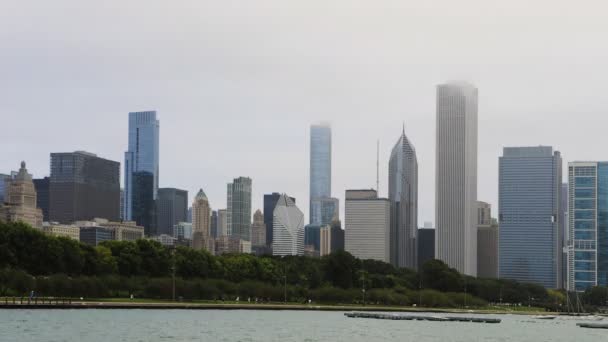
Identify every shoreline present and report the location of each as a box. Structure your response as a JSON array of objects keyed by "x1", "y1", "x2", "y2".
[{"x1": 0, "y1": 301, "x2": 555, "y2": 315}]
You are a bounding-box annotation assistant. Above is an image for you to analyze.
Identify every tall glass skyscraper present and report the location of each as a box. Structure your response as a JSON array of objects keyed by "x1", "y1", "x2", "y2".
[
  {"x1": 227, "y1": 177, "x2": 252, "y2": 241},
  {"x1": 499, "y1": 146, "x2": 563, "y2": 289},
  {"x1": 435, "y1": 82, "x2": 478, "y2": 276},
  {"x1": 389, "y1": 127, "x2": 418, "y2": 269},
  {"x1": 124, "y1": 111, "x2": 159, "y2": 235},
  {"x1": 568, "y1": 162, "x2": 608, "y2": 291},
  {"x1": 310, "y1": 124, "x2": 332, "y2": 225}
]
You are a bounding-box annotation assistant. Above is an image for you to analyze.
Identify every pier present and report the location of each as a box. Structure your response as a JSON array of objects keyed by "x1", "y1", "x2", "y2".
[{"x1": 345, "y1": 312, "x2": 501, "y2": 324}]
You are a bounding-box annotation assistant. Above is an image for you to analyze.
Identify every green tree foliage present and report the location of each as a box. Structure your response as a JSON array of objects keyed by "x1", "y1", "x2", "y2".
[{"x1": 0, "y1": 222, "x2": 559, "y2": 309}]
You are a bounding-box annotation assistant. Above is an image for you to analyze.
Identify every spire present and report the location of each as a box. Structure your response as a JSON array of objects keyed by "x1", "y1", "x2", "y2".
[{"x1": 402, "y1": 122, "x2": 406, "y2": 136}]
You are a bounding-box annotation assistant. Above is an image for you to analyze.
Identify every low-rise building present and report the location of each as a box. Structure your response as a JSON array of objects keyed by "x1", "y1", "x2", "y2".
[
  {"x1": 151, "y1": 234, "x2": 177, "y2": 247},
  {"x1": 42, "y1": 223, "x2": 80, "y2": 240},
  {"x1": 215, "y1": 235, "x2": 250, "y2": 255},
  {"x1": 80, "y1": 226, "x2": 113, "y2": 246}
]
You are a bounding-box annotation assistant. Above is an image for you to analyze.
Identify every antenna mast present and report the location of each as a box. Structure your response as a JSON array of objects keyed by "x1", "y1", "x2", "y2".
[{"x1": 376, "y1": 140, "x2": 380, "y2": 195}]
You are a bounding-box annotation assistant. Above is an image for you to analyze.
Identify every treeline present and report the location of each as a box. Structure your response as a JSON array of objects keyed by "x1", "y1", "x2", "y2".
[{"x1": 0, "y1": 222, "x2": 561, "y2": 309}]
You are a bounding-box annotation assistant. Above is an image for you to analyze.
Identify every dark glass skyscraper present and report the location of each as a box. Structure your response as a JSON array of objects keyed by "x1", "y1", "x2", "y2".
[
  {"x1": 264, "y1": 192, "x2": 296, "y2": 248},
  {"x1": 124, "y1": 111, "x2": 159, "y2": 234},
  {"x1": 33, "y1": 177, "x2": 50, "y2": 222},
  {"x1": 49, "y1": 151, "x2": 120, "y2": 223},
  {"x1": 156, "y1": 188, "x2": 188, "y2": 236},
  {"x1": 418, "y1": 228, "x2": 435, "y2": 270},
  {"x1": 227, "y1": 177, "x2": 252, "y2": 241}
]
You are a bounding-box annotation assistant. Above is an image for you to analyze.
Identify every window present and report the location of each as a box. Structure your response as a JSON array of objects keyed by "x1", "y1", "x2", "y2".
[
  {"x1": 576, "y1": 177, "x2": 596, "y2": 188},
  {"x1": 575, "y1": 221, "x2": 594, "y2": 230},
  {"x1": 576, "y1": 188, "x2": 595, "y2": 198},
  {"x1": 575, "y1": 211, "x2": 595, "y2": 220}
]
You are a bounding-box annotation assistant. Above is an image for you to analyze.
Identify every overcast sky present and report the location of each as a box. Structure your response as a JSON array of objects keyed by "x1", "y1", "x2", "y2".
[{"x1": 2, "y1": 0, "x2": 608, "y2": 225}]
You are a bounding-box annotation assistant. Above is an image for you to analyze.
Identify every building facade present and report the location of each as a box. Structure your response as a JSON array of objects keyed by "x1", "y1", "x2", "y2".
[
  {"x1": 0, "y1": 162, "x2": 43, "y2": 228},
  {"x1": 499, "y1": 146, "x2": 563, "y2": 289},
  {"x1": 389, "y1": 127, "x2": 418, "y2": 269},
  {"x1": 124, "y1": 111, "x2": 160, "y2": 235},
  {"x1": 42, "y1": 223, "x2": 80, "y2": 240},
  {"x1": 173, "y1": 222, "x2": 193, "y2": 240},
  {"x1": 272, "y1": 194, "x2": 305, "y2": 256},
  {"x1": 263, "y1": 193, "x2": 296, "y2": 249},
  {"x1": 210, "y1": 210, "x2": 218, "y2": 238},
  {"x1": 217, "y1": 209, "x2": 228, "y2": 237},
  {"x1": 345, "y1": 189, "x2": 390, "y2": 263},
  {"x1": 49, "y1": 151, "x2": 120, "y2": 224},
  {"x1": 192, "y1": 189, "x2": 212, "y2": 251},
  {"x1": 33, "y1": 177, "x2": 50, "y2": 222},
  {"x1": 418, "y1": 228, "x2": 435, "y2": 270},
  {"x1": 567, "y1": 162, "x2": 608, "y2": 291},
  {"x1": 227, "y1": 177, "x2": 252, "y2": 241},
  {"x1": 304, "y1": 224, "x2": 322, "y2": 252},
  {"x1": 156, "y1": 188, "x2": 188, "y2": 236},
  {"x1": 320, "y1": 220, "x2": 345, "y2": 257},
  {"x1": 80, "y1": 226, "x2": 114, "y2": 246},
  {"x1": 310, "y1": 124, "x2": 332, "y2": 225},
  {"x1": 477, "y1": 201, "x2": 498, "y2": 278},
  {"x1": 250, "y1": 209, "x2": 266, "y2": 247},
  {"x1": 435, "y1": 81, "x2": 478, "y2": 276}
]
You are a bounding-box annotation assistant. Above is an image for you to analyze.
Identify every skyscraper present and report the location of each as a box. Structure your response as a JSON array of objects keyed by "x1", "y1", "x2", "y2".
[
  {"x1": 210, "y1": 210, "x2": 218, "y2": 238},
  {"x1": 499, "y1": 146, "x2": 562, "y2": 289},
  {"x1": 418, "y1": 227, "x2": 435, "y2": 270},
  {"x1": 345, "y1": 189, "x2": 390, "y2": 263},
  {"x1": 435, "y1": 82, "x2": 478, "y2": 276},
  {"x1": 250, "y1": 209, "x2": 266, "y2": 248},
  {"x1": 272, "y1": 194, "x2": 305, "y2": 256},
  {"x1": 217, "y1": 209, "x2": 228, "y2": 237},
  {"x1": 389, "y1": 127, "x2": 418, "y2": 269},
  {"x1": 124, "y1": 111, "x2": 159, "y2": 235},
  {"x1": 192, "y1": 189, "x2": 212, "y2": 251},
  {"x1": 0, "y1": 162, "x2": 43, "y2": 229},
  {"x1": 33, "y1": 177, "x2": 50, "y2": 222},
  {"x1": 310, "y1": 124, "x2": 332, "y2": 225},
  {"x1": 156, "y1": 188, "x2": 188, "y2": 236},
  {"x1": 227, "y1": 177, "x2": 252, "y2": 241},
  {"x1": 264, "y1": 193, "x2": 296, "y2": 249},
  {"x1": 49, "y1": 151, "x2": 120, "y2": 224},
  {"x1": 567, "y1": 162, "x2": 608, "y2": 291},
  {"x1": 477, "y1": 201, "x2": 498, "y2": 279}
]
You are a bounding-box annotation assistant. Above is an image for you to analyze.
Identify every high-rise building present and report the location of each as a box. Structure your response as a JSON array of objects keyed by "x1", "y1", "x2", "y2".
[
  {"x1": 389, "y1": 127, "x2": 418, "y2": 269},
  {"x1": 250, "y1": 209, "x2": 266, "y2": 248},
  {"x1": 120, "y1": 189, "x2": 125, "y2": 221},
  {"x1": 173, "y1": 222, "x2": 193, "y2": 240},
  {"x1": 310, "y1": 124, "x2": 332, "y2": 225},
  {"x1": 318, "y1": 197, "x2": 339, "y2": 226},
  {"x1": 217, "y1": 209, "x2": 228, "y2": 237},
  {"x1": 33, "y1": 177, "x2": 50, "y2": 222},
  {"x1": 561, "y1": 183, "x2": 569, "y2": 290},
  {"x1": 418, "y1": 228, "x2": 435, "y2": 270},
  {"x1": 499, "y1": 146, "x2": 563, "y2": 289},
  {"x1": 49, "y1": 151, "x2": 120, "y2": 224},
  {"x1": 477, "y1": 202, "x2": 498, "y2": 278},
  {"x1": 0, "y1": 162, "x2": 43, "y2": 228},
  {"x1": 567, "y1": 162, "x2": 608, "y2": 291},
  {"x1": 124, "y1": 111, "x2": 160, "y2": 235},
  {"x1": 227, "y1": 177, "x2": 252, "y2": 241},
  {"x1": 272, "y1": 194, "x2": 305, "y2": 256},
  {"x1": 320, "y1": 219, "x2": 345, "y2": 257},
  {"x1": 0, "y1": 173, "x2": 10, "y2": 204},
  {"x1": 210, "y1": 210, "x2": 218, "y2": 238},
  {"x1": 264, "y1": 193, "x2": 296, "y2": 249},
  {"x1": 304, "y1": 224, "x2": 322, "y2": 252},
  {"x1": 156, "y1": 188, "x2": 188, "y2": 236},
  {"x1": 435, "y1": 81, "x2": 478, "y2": 276},
  {"x1": 192, "y1": 189, "x2": 212, "y2": 251},
  {"x1": 345, "y1": 189, "x2": 390, "y2": 263}
]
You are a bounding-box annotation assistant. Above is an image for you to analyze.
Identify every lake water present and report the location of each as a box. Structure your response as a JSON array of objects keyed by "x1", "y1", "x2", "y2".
[{"x1": 0, "y1": 310, "x2": 605, "y2": 342}]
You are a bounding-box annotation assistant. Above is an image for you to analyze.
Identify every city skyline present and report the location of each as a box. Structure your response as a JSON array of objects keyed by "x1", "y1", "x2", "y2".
[{"x1": 5, "y1": 1, "x2": 608, "y2": 227}]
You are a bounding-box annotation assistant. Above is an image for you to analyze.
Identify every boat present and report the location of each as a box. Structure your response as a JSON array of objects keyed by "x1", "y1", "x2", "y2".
[{"x1": 533, "y1": 315, "x2": 557, "y2": 320}]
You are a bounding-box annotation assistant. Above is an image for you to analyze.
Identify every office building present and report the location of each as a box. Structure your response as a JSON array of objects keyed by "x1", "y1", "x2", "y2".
[
  {"x1": 389, "y1": 127, "x2": 419, "y2": 269},
  {"x1": 173, "y1": 222, "x2": 193, "y2": 240},
  {"x1": 49, "y1": 151, "x2": 120, "y2": 224},
  {"x1": 318, "y1": 197, "x2": 339, "y2": 226},
  {"x1": 477, "y1": 201, "x2": 498, "y2": 278},
  {"x1": 499, "y1": 146, "x2": 563, "y2": 289},
  {"x1": 310, "y1": 124, "x2": 332, "y2": 225},
  {"x1": 192, "y1": 189, "x2": 212, "y2": 251},
  {"x1": 217, "y1": 209, "x2": 228, "y2": 237},
  {"x1": 150, "y1": 234, "x2": 177, "y2": 247},
  {"x1": 98, "y1": 219, "x2": 145, "y2": 241},
  {"x1": 320, "y1": 219, "x2": 345, "y2": 257},
  {"x1": 305, "y1": 224, "x2": 322, "y2": 252},
  {"x1": 0, "y1": 173, "x2": 10, "y2": 204},
  {"x1": 156, "y1": 188, "x2": 188, "y2": 236},
  {"x1": 227, "y1": 177, "x2": 252, "y2": 241},
  {"x1": 120, "y1": 189, "x2": 125, "y2": 221},
  {"x1": 435, "y1": 81, "x2": 478, "y2": 276},
  {"x1": 272, "y1": 194, "x2": 305, "y2": 256},
  {"x1": 80, "y1": 226, "x2": 113, "y2": 246},
  {"x1": 215, "y1": 235, "x2": 251, "y2": 255},
  {"x1": 264, "y1": 193, "x2": 296, "y2": 249},
  {"x1": 567, "y1": 162, "x2": 608, "y2": 291},
  {"x1": 124, "y1": 111, "x2": 160, "y2": 235},
  {"x1": 345, "y1": 189, "x2": 390, "y2": 263},
  {"x1": 42, "y1": 223, "x2": 80, "y2": 240},
  {"x1": 250, "y1": 209, "x2": 265, "y2": 247},
  {"x1": 418, "y1": 228, "x2": 435, "y2": 270},
  {"x1": 561, "y1": 183, "x2": 568, "y2": 290},
  {"x1": 0, "y1": 162, "x2": 43, "y2": 228},
  {"x1": 33, "y1": 177, "x2": 50, "y2": 222},
  {"x1": 210, "y1": 210, "x2": 218, "y2": 238}
]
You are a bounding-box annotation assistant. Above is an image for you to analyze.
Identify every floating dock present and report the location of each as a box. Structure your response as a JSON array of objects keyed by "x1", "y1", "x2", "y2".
[
  {"x1": 345, "y1": 312, "x2": 501, "y2": 324},
  {"x1": 577, "y1": 323, "x2": 608, "y2": 329}
]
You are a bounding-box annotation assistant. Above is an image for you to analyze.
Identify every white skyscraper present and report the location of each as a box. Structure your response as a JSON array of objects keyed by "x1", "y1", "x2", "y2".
[
  {"x1": 435, "y1": 82, "x2": 478, "y2": 276},
  {"x1": 272, "y1": 194, "x2": 305, "y2": 256}
]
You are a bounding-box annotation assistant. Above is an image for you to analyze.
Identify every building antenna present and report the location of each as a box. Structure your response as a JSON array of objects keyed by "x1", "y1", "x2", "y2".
[{"x1": 376, "y1": 139, "x2": 380, "y2": 195}]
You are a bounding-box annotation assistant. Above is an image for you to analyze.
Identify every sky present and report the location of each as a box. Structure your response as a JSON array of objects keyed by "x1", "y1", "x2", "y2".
[{"x1": 2, "y1": 0, "x2": 608, "y2": 225}]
